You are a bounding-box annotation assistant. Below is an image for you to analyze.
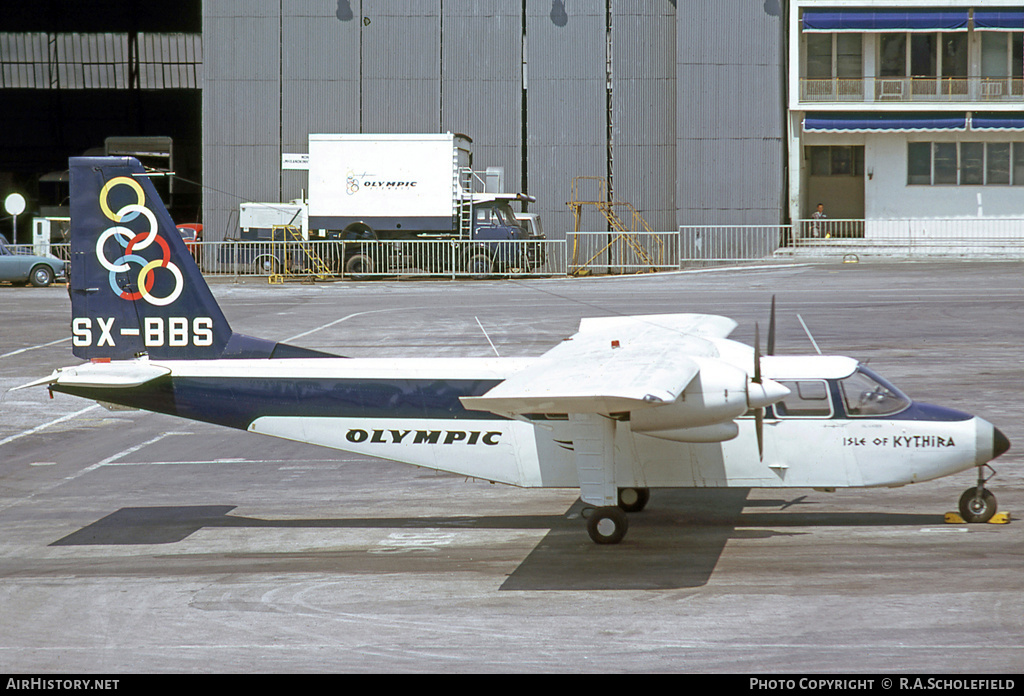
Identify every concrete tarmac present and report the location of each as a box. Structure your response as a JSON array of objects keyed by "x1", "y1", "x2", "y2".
[{"x1": 0, "y1": 261, "x2": 1021, "y2": 673}]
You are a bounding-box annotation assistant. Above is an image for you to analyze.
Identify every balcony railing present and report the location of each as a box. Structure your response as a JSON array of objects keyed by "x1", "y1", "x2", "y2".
[{"x1": 800, "y1": 77, "x2": 1024, "y2": 103}]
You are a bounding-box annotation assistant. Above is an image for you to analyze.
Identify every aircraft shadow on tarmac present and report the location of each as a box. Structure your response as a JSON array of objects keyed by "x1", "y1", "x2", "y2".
[{"x1": 49, "y1": 489, "x2": 944, "y2": 591}]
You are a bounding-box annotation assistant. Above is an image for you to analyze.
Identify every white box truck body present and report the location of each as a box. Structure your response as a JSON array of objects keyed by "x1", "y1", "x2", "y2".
[{"x1": 308, "y1": 133, "x2": 470, "y2": 237}]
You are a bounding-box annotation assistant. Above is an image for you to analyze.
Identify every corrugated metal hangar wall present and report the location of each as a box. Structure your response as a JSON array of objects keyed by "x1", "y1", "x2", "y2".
[{"x1": 202, "y1": 0, "x2": 785, "y2": 241}]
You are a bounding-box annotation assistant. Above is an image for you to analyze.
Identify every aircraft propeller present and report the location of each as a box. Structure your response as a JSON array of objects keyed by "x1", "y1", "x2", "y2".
[
  {"x1": 753, "y1": 322, "x2": 765, "y2": 459},
  {"x1": 750, "y1": 296, "x2": 778, "y2": 461}
]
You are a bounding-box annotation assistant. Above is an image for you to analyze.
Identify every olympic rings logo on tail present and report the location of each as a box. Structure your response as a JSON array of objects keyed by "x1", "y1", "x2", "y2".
[{"x1": 96, "y1": 176, "x2": 183, "y2": 306}]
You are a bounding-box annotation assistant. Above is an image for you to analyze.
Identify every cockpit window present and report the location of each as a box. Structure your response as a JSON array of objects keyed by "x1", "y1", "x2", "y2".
[
  {"x1": 839, "y1": 366, "x2": 911, "y2": 417},
  {"x1": 774, "y1": 380, "x2": 832, "y2": 418}
]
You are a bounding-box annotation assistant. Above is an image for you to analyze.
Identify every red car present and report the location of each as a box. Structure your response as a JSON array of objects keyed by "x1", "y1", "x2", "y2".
[{"x1": 176, "y1": 223, "x2": 202, "y2": 250}]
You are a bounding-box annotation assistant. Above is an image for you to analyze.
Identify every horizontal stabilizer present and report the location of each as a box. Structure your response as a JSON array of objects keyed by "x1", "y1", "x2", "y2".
[
  {"x1": 461, "y1": 314, "x2": 725, "y2": 416},
  {"x1": 19, "y1": 361, "x2": 171, "y2": 390},
  {"x1": 10, "y1": 373, "x2": 61, "y2": 392}
]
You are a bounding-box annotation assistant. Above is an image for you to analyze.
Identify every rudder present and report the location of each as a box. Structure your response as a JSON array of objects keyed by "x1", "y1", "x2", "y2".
[{"x1": 69, "y1": 156, "x2": 234, "y2": 360}]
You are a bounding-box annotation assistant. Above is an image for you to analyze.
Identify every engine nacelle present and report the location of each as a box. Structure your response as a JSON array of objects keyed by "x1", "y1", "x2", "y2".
[
  {"x1": 630, "y1": 357, "x2": 789, "y2": 437},
  {"x1": 630, "y1": 357, "x2": 749, "y2": 433},
  {"x1": 636, "y1": 421, "x2": 739, "y2": 443}
]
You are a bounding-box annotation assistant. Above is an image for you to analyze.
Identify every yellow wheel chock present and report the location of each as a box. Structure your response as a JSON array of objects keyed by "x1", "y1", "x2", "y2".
[{"x1": 944, "y1": 511, "x2": 1011, "y2": 524}]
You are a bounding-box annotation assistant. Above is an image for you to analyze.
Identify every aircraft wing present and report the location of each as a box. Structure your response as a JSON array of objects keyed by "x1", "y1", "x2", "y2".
[{"x1": 460, "y1": 313, "x2": 734, "y2": 416}]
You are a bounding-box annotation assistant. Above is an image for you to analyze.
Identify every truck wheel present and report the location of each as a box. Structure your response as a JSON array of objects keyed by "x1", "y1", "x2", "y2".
[
  {"x1": 464, "y1": 252, "x2": 493, "y2": 279},
  {"x1": 345, "y1": 253, "x2": 374, "y2": 279},
  {"x1": 29, "y1": 265, "x2": 54, "y2": 287},
  {"x1": 253, "y1": 256, "x2": 279, "y2": 276}
]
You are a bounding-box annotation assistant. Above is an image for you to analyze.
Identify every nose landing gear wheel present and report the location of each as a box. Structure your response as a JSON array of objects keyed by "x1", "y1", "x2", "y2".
[
  {"x1": 959, "y1": 486, "x2": 997, "y2": 523},
  {"x1": 586, "y1": 506, "x2": 628, "y2": 544}
]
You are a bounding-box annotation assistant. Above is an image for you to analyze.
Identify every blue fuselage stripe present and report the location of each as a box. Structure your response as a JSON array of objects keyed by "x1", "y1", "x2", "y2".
[{"x1": 56, "y1": 376, "x2": 506, "y2": 430}]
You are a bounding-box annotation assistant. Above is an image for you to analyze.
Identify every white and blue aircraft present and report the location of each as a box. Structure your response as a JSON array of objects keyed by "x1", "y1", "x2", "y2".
[{"x1": 19, "y1": 157, "x2": 1011, "y2": 544}]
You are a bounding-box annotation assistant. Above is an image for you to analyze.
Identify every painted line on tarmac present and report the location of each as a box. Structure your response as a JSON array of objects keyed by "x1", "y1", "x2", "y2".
[
  {"x1": 284, "y1": 307, "x2": 422, "y2": 343},
  {"x1": 0, "y1": 423, "x2": 183, "y2": 513},
  {"x1": 0, "y1": 336, "x2": 71, "y2": 359},
  {"x1": 75, "y1": 431, "x2": 191, "y2": 478},
  {"x1": 0, "y1": 404, "x2": 100, "y2": 449}
]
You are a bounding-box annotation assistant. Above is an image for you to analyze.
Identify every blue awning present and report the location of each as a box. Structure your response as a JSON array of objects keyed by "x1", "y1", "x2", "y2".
[
  {"x1": 974, "y1": 10, "x2": 1024, "y2": 31},
  {"x1": 803, "y1": 113, "x2": 968, "y2": 133},
  {"x1": 972, "y1": 114, "x2": 1024, "y2": 131},
  {"x1": 802, "y1": 10, "x2": 969, "y2": 32}
]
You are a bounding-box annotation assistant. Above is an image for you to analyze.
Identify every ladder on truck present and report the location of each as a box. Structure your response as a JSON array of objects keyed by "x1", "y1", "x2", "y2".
[
  {"x1": 566, "y1": 176, "x2": 664, "y2": 275},
  {"x1": 267, "y1": 225, "x2": 334, "y2": 284},
  {"x1": 457, "y1": 167, "x2": 475, "y2": 241}
]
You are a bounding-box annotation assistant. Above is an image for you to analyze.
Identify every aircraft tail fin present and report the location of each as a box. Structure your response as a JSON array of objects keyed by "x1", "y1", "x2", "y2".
[{"x1": 68, "y1": 156, "x2": 329, "y2": 361}]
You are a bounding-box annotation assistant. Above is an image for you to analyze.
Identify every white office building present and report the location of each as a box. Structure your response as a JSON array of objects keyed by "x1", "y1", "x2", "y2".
[{"x1": 788, "y1": 1, "x2": 1024, "y2": 239}]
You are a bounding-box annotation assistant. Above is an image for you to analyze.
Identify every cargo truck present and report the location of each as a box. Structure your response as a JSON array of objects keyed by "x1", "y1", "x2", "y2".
[
  {"x1": 306, "y1": 133, "x2": 544, "y2": 275},
  {"x1": 217, "y1": 201, "x2": 311, "y2": 275}
]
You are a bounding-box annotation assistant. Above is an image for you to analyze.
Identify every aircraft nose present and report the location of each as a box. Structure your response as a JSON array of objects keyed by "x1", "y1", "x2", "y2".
[{"x1": 993, "y1": 427, "x2": 1010, "y2": 459}]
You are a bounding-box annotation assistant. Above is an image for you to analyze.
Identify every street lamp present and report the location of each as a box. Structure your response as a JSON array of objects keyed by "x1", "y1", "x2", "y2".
[{"x1": 4, "y1": 193, "x2": 26, "y2": 244}]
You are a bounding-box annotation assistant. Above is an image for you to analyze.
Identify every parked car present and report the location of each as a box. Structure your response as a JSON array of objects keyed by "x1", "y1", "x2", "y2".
[
  {"x1": 176, "y1": 223, "x2": 202, "y2": 249},
  {"x1": 0, "y1": 236, "x2": 66, "y2": 287},
  {"x1": 176, "y1": 223, "x2": 203, "y2": 264}
]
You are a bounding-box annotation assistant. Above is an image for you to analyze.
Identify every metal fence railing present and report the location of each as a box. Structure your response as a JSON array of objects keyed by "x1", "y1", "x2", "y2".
[
  {"x1": 794, "y1": 218, "x2": 865, "y2": 241},
  {"x1": 800, "y1": 77, "x2": 1024, "y2": 103},
  {"x1": 184, "y1": 238, "x2": 561, "y2": 279},
  {"x1": 789, "y1": 218, "x2": 1024, "y2": 257},
  {"x1": 679, "y1": 225, "x2": 786, "y2": 266},
  {"x1": 11, "y1": 219, "x2": 1024, "y2": 281},
  {"x1": 7, "y1": 243, "x2": 71, "y2": 260}
]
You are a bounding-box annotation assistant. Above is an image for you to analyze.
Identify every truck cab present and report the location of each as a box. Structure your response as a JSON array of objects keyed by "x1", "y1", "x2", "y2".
[
  {"x1": 472, "y1": 200, "x2": 526, "y2": 241},
  {"x1": 469, "y1": 197, "x2": 546, "y2": 272}
]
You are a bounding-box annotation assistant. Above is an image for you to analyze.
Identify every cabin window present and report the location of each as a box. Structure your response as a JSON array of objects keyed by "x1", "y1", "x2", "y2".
[
  {"x1": 839, "y1": 367, "x2": 911, "y2": 417},
  {"x1": 774, "y1": 380, "x2": 832, "y2": 418},
  {"x1": 476, "y1": 208, "x2": 501, "y2": 225}
]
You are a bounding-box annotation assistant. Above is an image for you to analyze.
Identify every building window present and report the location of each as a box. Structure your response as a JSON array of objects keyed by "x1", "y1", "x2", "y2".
[
  {"x1": 908, "y1": 142, "x2": 932, "y2": 184},
  {"x1": 987, "y1": 142, "x2": 1011, "y2": 184},
  {"x1": 803, "y1": 33, "x2": 863, "y2": 99},
  {"x1": 934, "y1": 143, "x2": 958, "y2": 183},
  {"x1": 879, "y1": 32, "x2": 968, "y2": 96},
  {"x1": 907, "y1": 142, "x2": 1024, "y2": 185},
  {"x1": 807, "y1": 34, "x2": 832, "y2": 79},
  {"x1": 880, "y1": 32, "x2": 968, "y2": 79},
  {"x1": 806, "y1": 33, "x2": 863, "y2": 79},
  {"x1": 880, "y1": 34, "x2": 907, "y2": 77},
  {"x1": 981, "y1": 32, "x2": 1024, "y2": 78},
  {"x1": 981, "y1": 32, "x2": 1024, "y2": 96},
  {"x1": 961, "y1": 142, "x2": 984, "y2": 185},
  {"x1": 808, "y1": 146, "x2": 864, "y2": 176}
]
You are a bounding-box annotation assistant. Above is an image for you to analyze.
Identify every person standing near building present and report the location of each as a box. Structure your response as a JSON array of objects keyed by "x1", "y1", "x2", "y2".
[{"x1": 811, "y1": 202, "x2": 827, "y2": 238}]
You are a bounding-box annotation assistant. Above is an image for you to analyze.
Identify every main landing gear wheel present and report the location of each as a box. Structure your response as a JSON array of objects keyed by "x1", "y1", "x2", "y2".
[
  {"x1": 586, "y1": 506, "x2": 628, "y2": 544},
  {"x1": 959, "y1": 486, "x2": 997, "y2": 523},
  {"x1": 617, "y1": 487, "x2": 650, "y2": 513}
]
